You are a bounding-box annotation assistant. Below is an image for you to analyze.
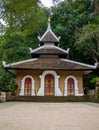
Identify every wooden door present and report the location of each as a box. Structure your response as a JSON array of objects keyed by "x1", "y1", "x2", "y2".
[
  {"x1": 24, "y1": 77, "x2": 32, "y2": 96},
  {"x1": 67, "y1": 78, "x2": 75, "y2": 96},
  {"x1": 45, "y1": 74, "x2": 54, "y2": 96}
]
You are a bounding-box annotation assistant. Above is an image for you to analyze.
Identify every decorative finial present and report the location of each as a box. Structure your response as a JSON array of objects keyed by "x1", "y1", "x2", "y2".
[
  {"x1": 48, "y1": 17, "x2": 50, "y2": 23},
  {"x1": 47, "y1": 17, "x2": 51, "y2": 30}
]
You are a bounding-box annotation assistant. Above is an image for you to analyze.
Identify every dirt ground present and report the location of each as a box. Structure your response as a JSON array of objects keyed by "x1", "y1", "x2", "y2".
[{"x1": 0, "y1": 102, "x2": 99, "y2": 130}]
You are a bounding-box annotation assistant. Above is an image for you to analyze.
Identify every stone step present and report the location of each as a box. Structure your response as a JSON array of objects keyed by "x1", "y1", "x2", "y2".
[{"x1": 12, "y1": 96, "x2": 96, "y2": 102}]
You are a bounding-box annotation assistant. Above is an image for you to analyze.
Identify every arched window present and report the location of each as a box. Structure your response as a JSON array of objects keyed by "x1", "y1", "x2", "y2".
[
  {"x1": 20, "y1": 75, "x2": 35, "y2": 96},
  {"x1": 64, "y1": 76, "x2": 79, "y2": 96},
  {"x1": 45, "y1": 74, "x2": 54, "y2": 96},
  {"x1": 67, "y1": 78, "x2": 74, "y2": 95}
]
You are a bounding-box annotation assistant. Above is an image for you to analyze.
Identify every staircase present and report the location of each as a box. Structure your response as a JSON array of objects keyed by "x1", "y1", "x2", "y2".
[{"x1": 12, "y1": 95, "x2": 96, "y2": 102}]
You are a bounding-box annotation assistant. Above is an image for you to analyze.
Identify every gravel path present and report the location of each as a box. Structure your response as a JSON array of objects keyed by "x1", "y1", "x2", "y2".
[{"x1": 0, "y1": 102, "x2": 99, "y2": 130}]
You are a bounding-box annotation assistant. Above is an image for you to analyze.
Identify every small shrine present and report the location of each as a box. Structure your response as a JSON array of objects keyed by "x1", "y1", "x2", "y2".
[{"x1": 3, "y1": 19, "x2": 97, "y2": 97}]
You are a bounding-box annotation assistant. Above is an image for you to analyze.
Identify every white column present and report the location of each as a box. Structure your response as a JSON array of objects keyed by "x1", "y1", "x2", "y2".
[
  {"x1": 64, "y1": 81, "x2": 68, "y2": 96},
  {"x1": 74, "y1": 81, "x2": 83, "y2": 96},
  {"x1": 75, "y1": 81, "x2": 79, "y2": 96},
  {"x1": 19, "y1": 80, "x2": 24, "y2": 96},
  {"x1": 75, "y1": 81, "x2": 84, "y2": 96},
  {"x1": 31, "y1": 80, "x2": 35, "y2": 96},
  {"x1": 55, "y1": 75, "x2": 62, "y2": 96},
  {"x1": 37, "y1": 75, "x2": 44, "y2": 96}
]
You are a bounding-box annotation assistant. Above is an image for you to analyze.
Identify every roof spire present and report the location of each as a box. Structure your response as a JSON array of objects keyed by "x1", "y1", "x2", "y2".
[
  {"x1": 47, "y1": 17, "x2": 51, "y2": 30},
  {"x1": 38, "y1": 16, "x2": 60, "y2": 45},
  {"x1": 48, "y1": 17, "x2": 50, "y2": 22}
]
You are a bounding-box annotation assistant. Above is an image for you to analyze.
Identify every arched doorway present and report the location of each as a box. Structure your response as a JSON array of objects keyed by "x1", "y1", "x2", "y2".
[
  {"x1": 67, "y1": 78, "x2": 75, "y2": 95},
  {"x1": 45, "y1": 74, "x2": 54, "y2": 96},
  {"x1": 37, "y1": 70, "x2": 62, "y2": 96},
  {"x1": 24, "y1": 77, "x2": 32, "y2": 95}
]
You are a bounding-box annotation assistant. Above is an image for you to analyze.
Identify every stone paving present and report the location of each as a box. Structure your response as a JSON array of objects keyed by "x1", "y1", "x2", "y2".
[{"x1": 0, "y1": 102, "x2": 99, "y2": 130}]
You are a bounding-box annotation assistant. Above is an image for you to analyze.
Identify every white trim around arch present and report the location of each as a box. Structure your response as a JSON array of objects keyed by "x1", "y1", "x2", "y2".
[
  {"x1": 37, "y1": 70, "x2": 62, "y2": 96},
  {"x1": 64, "y1": 75, "x2": 83, "y2": 96},
  {"x1": 19, "y1": 75, "x2": 35, "y2": 96}
]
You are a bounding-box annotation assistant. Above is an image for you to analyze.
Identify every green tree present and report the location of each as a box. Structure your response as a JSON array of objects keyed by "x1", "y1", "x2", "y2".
[
  {"x1": 74, "y1": 0, "x2": 99, "y2": 89},
  {"x1": 51, "y1": 0, "x2": 94, "y2": 63},
  {"x1": 1, "y1": 0, "x2": 46, "y2": 34},
  {"x1": 0, "y1": 0, "x2": 48, "y2": 91},
  {"x1": 75, "y1": 24, "x2": 99, "y2": 63},
  {"x1": 75, "y1": 0, "x2": 99, "y2": 63},
  {"x1": 0, "y1": 66, "x2": 14, "y2": 91},
  {"x1": 50, "y1": 0, "x2": 98, "y2": 90}
]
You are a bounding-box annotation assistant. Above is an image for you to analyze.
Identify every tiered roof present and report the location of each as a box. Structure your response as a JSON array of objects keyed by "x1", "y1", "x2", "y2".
[
  {"x1": 2, "y1": 18, "x2": 97, "y2": 75},
  {"x1": 30, "y1": 45, "x2": 69, "y2": 58}
]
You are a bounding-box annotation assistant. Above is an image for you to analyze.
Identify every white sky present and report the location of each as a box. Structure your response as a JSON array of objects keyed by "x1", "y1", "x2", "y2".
[
  {"x1": 40, "y1": 0, "x2": 64, "y2": 7},
  {"x1": 40, "y1": 0, "x2": 53, "y2": 7}
]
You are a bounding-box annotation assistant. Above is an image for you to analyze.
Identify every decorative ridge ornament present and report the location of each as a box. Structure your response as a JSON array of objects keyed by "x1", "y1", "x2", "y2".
[
  {"x1": 47, "y1": 17, "x2": 51, "y2": 30},
  {"x1": 48, "y1": 17, "x2": 50, "y2": 22}
]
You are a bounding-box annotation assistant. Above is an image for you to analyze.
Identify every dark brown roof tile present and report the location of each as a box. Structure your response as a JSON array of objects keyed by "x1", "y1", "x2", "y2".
[
  {"x1": 40, "y1": 31, "x2": 59, "y2": 42},
  {"x1": 5, "y1": 59, "x2": 95, "y2": 70}
]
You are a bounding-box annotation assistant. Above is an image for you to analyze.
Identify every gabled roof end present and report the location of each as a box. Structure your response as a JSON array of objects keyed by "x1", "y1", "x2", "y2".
[
  {"x1": 29, "y1": 47, "x2": 33, "y2": 53},
  {"x1": 94, "y1": 62, "x2": 98, "y2": 68},
  {"x1": 38, "y1": 36, "x2": 41, "y2": 41},
  {"x1": 66, "y1": 48, "x2": 70, "y2": 53},
  {"x1": 58, "y1": 36, "x2": 61, "y2": 41}
]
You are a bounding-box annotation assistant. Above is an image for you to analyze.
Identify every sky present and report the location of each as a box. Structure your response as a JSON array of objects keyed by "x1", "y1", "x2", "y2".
[
  {"x1": 40, "y1": 0, "x2": 64, "y2": 8},
  {"x1": 40, "y1": 0, "x2": 53, "y2": 7}
]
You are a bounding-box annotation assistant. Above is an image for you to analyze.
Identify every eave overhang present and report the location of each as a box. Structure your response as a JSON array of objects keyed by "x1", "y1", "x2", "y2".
[
  {"x1": 30, "y1": 45, "x2": 69, "y2": 55},
  {"x1": 2, "y1": 59, "x2": 97, "y2": 75}
]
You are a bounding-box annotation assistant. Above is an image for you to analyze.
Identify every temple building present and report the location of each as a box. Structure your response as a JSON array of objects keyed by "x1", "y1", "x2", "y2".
[{"x1": 3, "y1": 20, "x2": 97, "y2": 97}]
